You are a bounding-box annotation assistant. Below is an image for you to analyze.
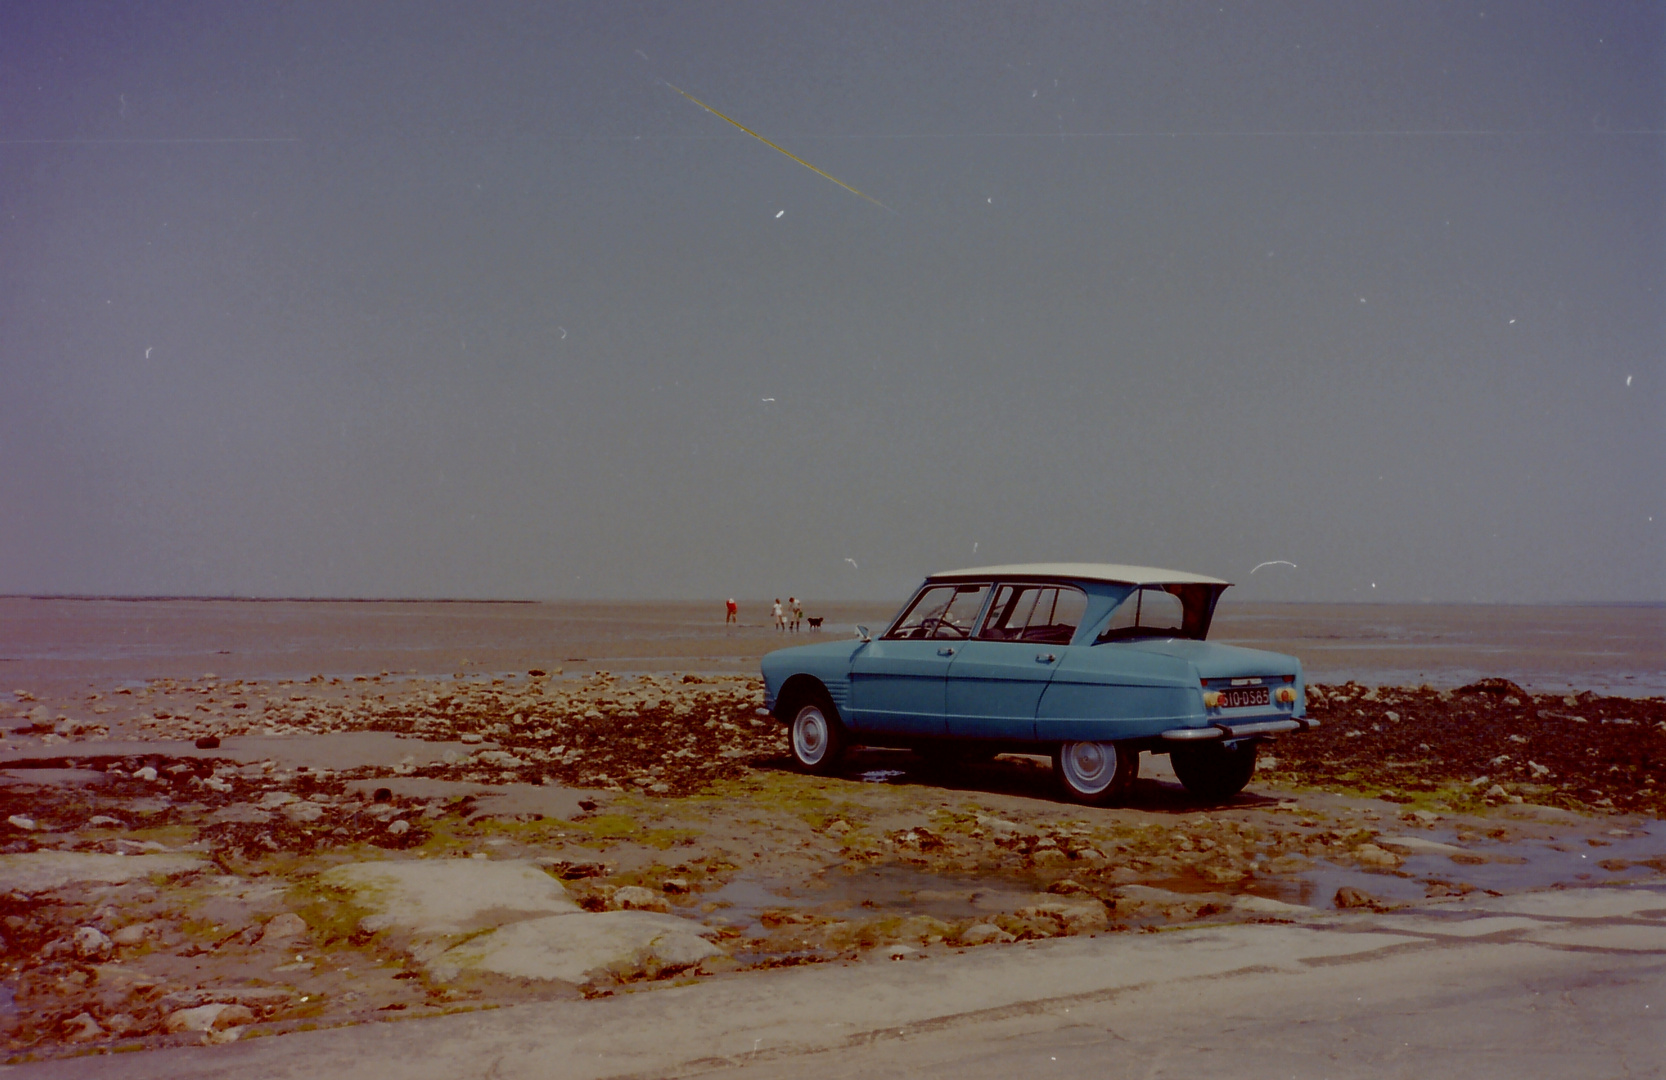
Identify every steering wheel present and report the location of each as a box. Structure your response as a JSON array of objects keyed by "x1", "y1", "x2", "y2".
[{"x1": 923, "y1": 616, "x2": 969, "y2": 640}]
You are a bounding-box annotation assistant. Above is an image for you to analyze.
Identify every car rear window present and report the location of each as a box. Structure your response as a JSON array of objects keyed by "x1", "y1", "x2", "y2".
[
  {"x1": 976, "y1": 584, "x2": 1088, "y2": 645},
  {"x1": 1097, "y1": 584, "x2": 1211, "y2": 641}
]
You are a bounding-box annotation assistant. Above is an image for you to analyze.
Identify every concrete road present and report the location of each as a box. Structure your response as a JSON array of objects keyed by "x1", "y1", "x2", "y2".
[{"x1": 22, "y1": 886, "x2": 1666, "y2": 1080}]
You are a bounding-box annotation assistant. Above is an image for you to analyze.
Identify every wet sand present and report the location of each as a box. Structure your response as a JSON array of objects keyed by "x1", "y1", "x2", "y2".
[
  {"x1": 0, "y1": 596, "x2": 1659, "y2": 1061},
  {"x1": 2, "y1": 597, "x2": 1661, "y2": 695}
]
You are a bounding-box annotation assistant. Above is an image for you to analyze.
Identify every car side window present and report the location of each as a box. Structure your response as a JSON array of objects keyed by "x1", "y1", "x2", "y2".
[
  {"x1": 976, "y1": 585, "x2": 1088, "y2": 645},
  {"x1": 1098, "y1": 586, "x2": 1187, "y2": 641},
  {"x1": 886, "y1": 584, "x2": 989, "y2": 640}
]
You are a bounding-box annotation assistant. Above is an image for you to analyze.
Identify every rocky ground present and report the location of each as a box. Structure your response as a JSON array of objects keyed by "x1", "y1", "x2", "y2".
[{"x1": 0, "y1": 672, "x2": 1660, "y2": 1063}]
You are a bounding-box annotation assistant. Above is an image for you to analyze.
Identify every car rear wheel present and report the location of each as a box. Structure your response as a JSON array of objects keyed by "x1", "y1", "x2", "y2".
[
  {"x1": 789, "y1": 696, "x2": 847, "y2": 775},
  {"x1": 1053, "y1": 741, "x2": 1137, "y2": 806},
  {"x1": 1170, "y1": 740, "x2": 1259, "y2": 802}
]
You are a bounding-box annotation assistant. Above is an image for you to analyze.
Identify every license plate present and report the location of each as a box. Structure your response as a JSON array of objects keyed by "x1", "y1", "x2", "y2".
[{"x1": 1220, "y1": 687, "x2": 1270, "y2": 709}]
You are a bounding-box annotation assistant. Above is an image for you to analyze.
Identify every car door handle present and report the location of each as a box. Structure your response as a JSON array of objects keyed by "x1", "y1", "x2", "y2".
[
  {"x1": 937, "y1": 647, "x2": 956, "y2": 657},
  {"x1": 1035, "y1": 653, "x2": 1056, "y2": 663}
]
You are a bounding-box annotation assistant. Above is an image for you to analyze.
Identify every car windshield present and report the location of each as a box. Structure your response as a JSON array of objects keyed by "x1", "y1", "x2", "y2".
[
  {"x1": 1096, "y1": 584, "x2": 1219, "y2": 642},
  {"x1": 886, "y1": 583, "x2": 990, "y2": 640},
  {"x1": 976, "y1": 584, "x2": 1088, "y2": 645}
]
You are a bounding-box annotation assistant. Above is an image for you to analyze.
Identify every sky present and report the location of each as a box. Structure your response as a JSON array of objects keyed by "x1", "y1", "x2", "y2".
[{"x1": 1, "y1": 1, "x2": 1661, "y2": 604}]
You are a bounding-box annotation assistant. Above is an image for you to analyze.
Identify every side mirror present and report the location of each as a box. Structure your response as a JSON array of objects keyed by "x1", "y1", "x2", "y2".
[{"x1": 854, "y1": 625, "x2": 871, "y2": 643}]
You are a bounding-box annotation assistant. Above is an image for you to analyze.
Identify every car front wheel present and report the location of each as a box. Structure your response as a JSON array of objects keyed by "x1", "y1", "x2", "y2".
[
  {"x1": 789, "y1": 697, "x2": 847, "y2": 775},
  {"x1": 1170, "y1": 740, "x2": 1258, "y2": 802},
  {"x1": 1053, "y1": 740, "x2": 1137, "y2": 806}
]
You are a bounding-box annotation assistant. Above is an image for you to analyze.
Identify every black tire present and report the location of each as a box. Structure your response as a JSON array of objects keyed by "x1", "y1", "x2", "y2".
[
  {"x1": 1170, "y1": 740, "x2": 1259, "y2": 802},
  {"x1": 1052, "y1": 741, "x2": 1138, "y2": 807},
  {"x1": 787, "y1": 692, "x2": 847, "y2": 775}
]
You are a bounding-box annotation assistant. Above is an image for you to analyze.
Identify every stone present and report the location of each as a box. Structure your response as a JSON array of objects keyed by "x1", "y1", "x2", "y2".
[
  {"x1": 102, "y1": 1013, "x2": 141, "y2": 1036},
  {"x1": 611, "y1": 885, "x2": 670, "y2": 913},
  {"x1": 87, "y1": 815, "x2": 124, "y2": 828},
  {"x1": 1353, "y1": 843, "x2": 1404, "y2": 868},
  {"x1": 258, "y1": 791, "x2": 299, "y2": 809},
  {"x1": 433, "y1": 910, "x2": 721, "y2": 984},
  {"x1": 958, "y1": 923, "x2": 1014, "y2": 945},
  {"x1": 282, "y1": 802, "x2": 325, "y2": 824},
  {"x1": 7, "y1": 815, "x2": 35, "y2": 831},
  {"x1": 195, "y1": 735, "x2": 221, "y2": 749},
  {"x1": 0, "y1": 851, "x2": 203, "y2": 894},
  {"x1": 1230, "y1": 895, "x2": 1311, "y2": 916},
  {"x1": 661, "y1": 877, "x2": 689, "y2": 893},
  {"x1": 974, "y1": 814, "x2": 1022, "y2": 837},
  {"x1": 1484, "y1": 784, "x2": 1509, "y2": 800},
  {"x1": 322, "y1": 858, "x2": 579, "y2": 936},
  {"x1": 165, "y1": 1002, "x2": 254, "y2": 1033},
  {"x1": 112, "y1": 923, "x2": 152, "y2": 946},
  {"x1": 1014, "y1": 898, "x2": 1110, "y2": 933},
  {"x1": 879, "y1": 944, "x2": 920, "y2": 960},
  {"x1": 257, "y1": 913, "x2": 308, "y2": 944},
  {"x1": 1334, "y1": 886, "x2": 1382, "y2": 909},
  {"x1": 133, "y1": 766, "x2": 158, "y2": 782},
  {"x1": 825, "y1": 820, "x2": 852, "y2": 836},
  {"x1": 73, "y1": 926, "x2": 113, "y2": 959},
  {"x1": 63, "y1": 1012, "x2": 103, "y2": 1042},
  {"x1": 387, "y1": 819, "x2": 411, "y2": 835},
  {"x1": 209, "y1": 804, "x2": 273, "y2": 824}
]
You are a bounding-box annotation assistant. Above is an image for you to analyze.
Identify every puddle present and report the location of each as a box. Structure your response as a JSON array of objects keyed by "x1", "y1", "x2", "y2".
[
  {"x1": 705, "y1": 864, "x2": 1038, "y2": 935},
  {"x1": 857, "y1": 770, "x2": 908, "y2": 784},
  {"x1": 1274, "y1": 821, "x2": 1666, "y2": 907}
]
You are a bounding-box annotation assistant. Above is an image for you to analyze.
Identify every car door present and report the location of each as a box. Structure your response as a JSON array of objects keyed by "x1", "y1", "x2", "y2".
[
  {"x1": 848, "y1": 582, "x2": 989, "y2": 737},
  {"x1": 946, "y1": 583, "x2": 1088, "y2": 740}
]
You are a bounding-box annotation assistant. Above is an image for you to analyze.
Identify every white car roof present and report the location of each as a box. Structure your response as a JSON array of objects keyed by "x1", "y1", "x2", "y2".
[{"x1": 927, "y1": 562, "x2": 1230, "y2": 586}]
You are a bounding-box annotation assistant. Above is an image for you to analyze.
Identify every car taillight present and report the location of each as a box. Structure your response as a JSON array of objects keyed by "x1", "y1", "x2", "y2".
[
  {"x1": 1203, "y1": 690, "x2": 1221, "y2": 708},
  {"x1": 1276, "y1": 687, "x2": 1297, "y2": 704}
]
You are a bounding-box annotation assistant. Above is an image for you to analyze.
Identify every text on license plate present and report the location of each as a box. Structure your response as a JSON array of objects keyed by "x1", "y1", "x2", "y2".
[{"x1": 1220, "y1": 687, "x2": 1270, "y2": 709}]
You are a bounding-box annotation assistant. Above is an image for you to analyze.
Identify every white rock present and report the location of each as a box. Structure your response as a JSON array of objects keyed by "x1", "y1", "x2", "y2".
[
  {"x1": 1353, "y1": 843, "x2": 1404, "y2": 868},
  {"x1": 133, "y1": 766, "x2": 159, "y2": 782},
  {"x1": 73, "y1": 926, "x2": 113, "y2": 959},
  {"x1": 6, "y1": 816, "x2": 36, "y2": 831},
  {"x1": 611, "y1": 885, "x2": 670, "y2": 913},
  {"x1": 959, "y1": 923, "x2": 1014, "y2": 945},
  {"x1": 387, "y1": 819, "x2": 411, "y2": 835},
  {"x1": 257, "y1": 913, "x2": 308, "y2": 944},
  {"x1": 281, "y1": 802, "x2": 324, "y2": 824},
  {"x1": 62, "y1": 1012, "x2": 103, "y2": 1042},
  {"x1": 0, "y1": 851, "x2": 203, "y2": 894},
  {"x1": 258, "y1": 791, "x2": 299, "y2": 809},
  {"x1": 323, "y1": 859, "x2": 578, "y2": 936},
  {"x1": 434, "y1": 910, "x2": 720, "y2": 983},
  {"x1": 86, "y1": 815, "x2": 124, "y2": 828},
  {"x1": 112, "y1": 923, "x2": 152, "y2": 946},
  {"x1": 164, "y1": 1002, "x2": 254, "y2": 1033}
]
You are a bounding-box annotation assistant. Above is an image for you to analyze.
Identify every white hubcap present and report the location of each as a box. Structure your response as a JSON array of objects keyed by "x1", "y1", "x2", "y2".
[
  {"x1": 1060, "y1": 741, "x2": 1119, "y2": 794},
  {"x1": 793, "y1": 706, "x2": 829, "y2": 765}
]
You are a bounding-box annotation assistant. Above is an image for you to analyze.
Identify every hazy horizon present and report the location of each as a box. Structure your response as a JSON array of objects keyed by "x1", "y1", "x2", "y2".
[{"x1": 3, "y1": 2, "x2": 1661, "y2": 605}]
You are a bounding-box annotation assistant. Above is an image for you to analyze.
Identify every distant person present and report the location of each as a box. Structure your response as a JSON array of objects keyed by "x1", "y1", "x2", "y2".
[
  {"x1": 725, "y1": 598, "x2": 738, "y2": 624},
  {"x1": 772, "y1": 598, "x2": 785, "y2": 631},
  {"x1": 789, "y1": 597, "x2": 803, "y2": 632}
]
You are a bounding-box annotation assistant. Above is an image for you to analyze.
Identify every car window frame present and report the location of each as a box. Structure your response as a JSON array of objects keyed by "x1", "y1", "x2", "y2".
[
  {"x1": 973, "y1": 580, "x2": 1091, "y2": 646},
  {"x1": 882, "y1": 581, "x2": 994, "y2": 641}
]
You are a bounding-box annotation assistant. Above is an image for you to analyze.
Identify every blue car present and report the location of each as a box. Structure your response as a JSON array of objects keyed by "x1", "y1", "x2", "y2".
[{"x1": 760, "y1": 563, "x2": 1317, "y2": 804}]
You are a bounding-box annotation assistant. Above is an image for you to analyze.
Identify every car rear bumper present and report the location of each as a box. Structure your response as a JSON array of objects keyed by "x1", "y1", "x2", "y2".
[{"x1": 1160, "y1": 716, "x2": 1320, "y2": 742}]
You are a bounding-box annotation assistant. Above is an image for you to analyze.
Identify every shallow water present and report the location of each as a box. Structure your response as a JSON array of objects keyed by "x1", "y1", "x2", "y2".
[
  {"x1": 2, "y1": 597, "x2": 1659, "y2": 695},
  {"x1": 1272, "y1": 820, "x2": 1666, "y2": 907}
]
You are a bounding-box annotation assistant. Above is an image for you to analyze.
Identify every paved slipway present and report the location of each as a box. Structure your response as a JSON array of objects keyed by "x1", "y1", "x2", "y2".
[{"x1": 13, "y1": 884, "x2": 1665, "y2": 1080}]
